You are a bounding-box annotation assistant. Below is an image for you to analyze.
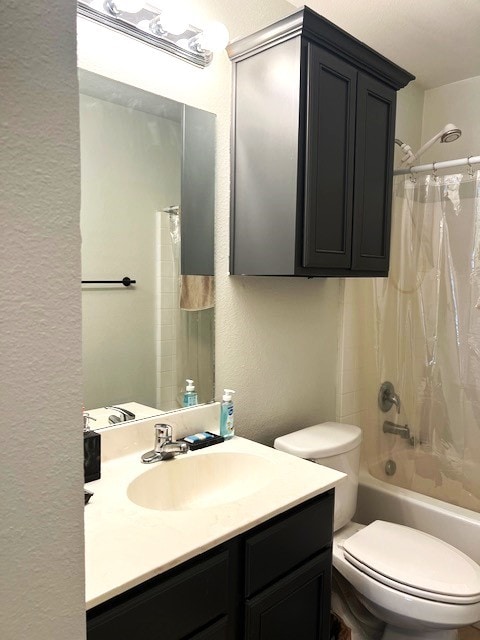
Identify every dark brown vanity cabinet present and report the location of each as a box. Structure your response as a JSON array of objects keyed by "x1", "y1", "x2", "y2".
[
  {"x1": 87, "y1": 491, "x2": 334, "y2": 640},
  {"x1": 228, "y1": 7, "x2": 414, "y2": 277}
]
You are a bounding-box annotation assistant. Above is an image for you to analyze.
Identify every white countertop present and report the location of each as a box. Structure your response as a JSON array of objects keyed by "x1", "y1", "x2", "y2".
[{"x1": 85, "y1": 434, "x2": 344, "y2": 609}]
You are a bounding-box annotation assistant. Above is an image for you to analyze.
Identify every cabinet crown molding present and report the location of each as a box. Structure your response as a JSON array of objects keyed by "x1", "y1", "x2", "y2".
[{"x1": 227, "y1": 6, "x2": 415, "y2": 90}]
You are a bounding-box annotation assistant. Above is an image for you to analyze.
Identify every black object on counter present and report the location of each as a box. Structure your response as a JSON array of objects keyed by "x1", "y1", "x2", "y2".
[
  {"x1": 84, "y1": 429, "x2": 101, "y2": 483},
  {"x1": 181, "y1": 432, "x2": 224, "y2": 451}
]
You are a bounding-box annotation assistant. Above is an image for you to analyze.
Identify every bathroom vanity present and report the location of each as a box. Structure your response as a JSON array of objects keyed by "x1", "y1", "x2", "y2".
[
  {"x1": 87, "y1": 491, "x2": 333, "y2": 639},
  {"x1": 84, "y1": 427, "x2": 343, "y2": 640}
]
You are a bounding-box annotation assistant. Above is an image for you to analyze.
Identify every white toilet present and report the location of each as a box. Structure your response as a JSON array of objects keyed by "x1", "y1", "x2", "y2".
[{"x1": 274, "y1": 422, "x2": 480, "y2": 640}]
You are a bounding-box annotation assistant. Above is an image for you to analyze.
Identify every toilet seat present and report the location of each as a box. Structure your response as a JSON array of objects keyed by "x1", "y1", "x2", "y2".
[{"x1": 342, "y1": 520, "x2": 480, "y2": 605}]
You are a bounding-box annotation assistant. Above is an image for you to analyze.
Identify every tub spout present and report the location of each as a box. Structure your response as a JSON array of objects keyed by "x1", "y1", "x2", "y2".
[{"x1": 383, "y1": 420, "x2": 414, "y2": 445}]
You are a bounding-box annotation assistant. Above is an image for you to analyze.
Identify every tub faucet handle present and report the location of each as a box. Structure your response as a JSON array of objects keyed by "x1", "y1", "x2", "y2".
[
  {"x1": 378, "y1": 381, "x2": 401, "y2": 414},
  {"x1": 390, "y1": 392, "x2": 401, "y2": 414}
]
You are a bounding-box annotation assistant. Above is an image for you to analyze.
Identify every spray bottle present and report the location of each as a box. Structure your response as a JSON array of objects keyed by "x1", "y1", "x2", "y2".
[
  {"x1": 220, "y1": 389, "x2": 235, "y2": 439},
  {"x1": 183, "y1": 379, "x2": 198, "y2": 407}
]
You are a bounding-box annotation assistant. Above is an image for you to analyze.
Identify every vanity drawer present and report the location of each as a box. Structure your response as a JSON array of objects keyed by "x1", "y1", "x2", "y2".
[
  {"x1": 244, "y1": 491, "x2": 333, "y2": 597},
  {"x1": 245, "y1": 550, "x2": 332, "y2": 640},
  {"x1": 87, "y1": 549, "x2": 230, "y2": 640}
]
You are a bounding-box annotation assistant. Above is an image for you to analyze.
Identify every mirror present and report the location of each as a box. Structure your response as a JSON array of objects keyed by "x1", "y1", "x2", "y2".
[{"x1": 79, "y1": 70, "x2": 215, "y2": 428}]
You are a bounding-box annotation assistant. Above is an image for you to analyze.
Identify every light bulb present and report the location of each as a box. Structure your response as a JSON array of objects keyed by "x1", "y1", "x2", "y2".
[
  {"x1": 113, "y1": 0, "x2": 144, "y2": 13},
  {"x1": 200, "y1": 21, "x2": 229, "y2": 52},
  {"x1": 136, "y1": 19, "x2": 151, "y2": 32},
  {"x1": 160, "y1": 9, "x2": 188, "y2": 35}
]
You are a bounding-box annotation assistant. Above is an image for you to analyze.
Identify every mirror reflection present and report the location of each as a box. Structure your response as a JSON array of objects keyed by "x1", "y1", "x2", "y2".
[{"x1": 79, "y1": 70, "x2": 215, "y2": 427}]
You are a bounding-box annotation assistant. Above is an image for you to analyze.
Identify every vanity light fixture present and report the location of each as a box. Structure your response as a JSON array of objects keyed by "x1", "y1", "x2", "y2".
[{"x1": 77, "y1": 0, "x2": 229, "y2": 67}]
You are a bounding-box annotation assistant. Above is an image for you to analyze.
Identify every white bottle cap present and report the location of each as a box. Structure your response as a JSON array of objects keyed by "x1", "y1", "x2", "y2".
[
  {"x1": 222, "y1": 389, "x2": 235, "y2": 402},
  {"x1": 186, "y1": 379, "x2": 195, "y2": 391}
]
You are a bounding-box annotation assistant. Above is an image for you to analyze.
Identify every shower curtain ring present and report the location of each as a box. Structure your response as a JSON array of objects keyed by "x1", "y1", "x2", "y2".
[
  {"x1": 467, "y1": 155, "x2": 475, "y2": 177},
  {"x1": 409, "y1": 169, "x2": 416, "y2": 184},
  {"x1": 432, "y1": 161, "x2": 439, "y2": 182}
]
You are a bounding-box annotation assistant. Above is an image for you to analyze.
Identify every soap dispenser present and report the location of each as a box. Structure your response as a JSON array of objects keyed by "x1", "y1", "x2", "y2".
[
  {"x1": 220, "y1": 389, "x2": 235, "y2": 439},
  {"x1": 183, "y1": 379, "x2": 198, "y2": 407}
]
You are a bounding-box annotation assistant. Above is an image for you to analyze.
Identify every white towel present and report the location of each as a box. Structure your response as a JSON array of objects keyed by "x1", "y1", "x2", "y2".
[{"x1": 180, "y1": 275, "x2": 215, "y2": 311}]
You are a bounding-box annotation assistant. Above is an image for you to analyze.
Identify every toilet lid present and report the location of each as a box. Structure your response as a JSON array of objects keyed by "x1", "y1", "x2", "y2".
[
  {"x1": 274, "y1": 423, "x2": 362, "y2": 458},
  {"x1": 343, "y1": 520, "x2": 480, "y2": 604}
]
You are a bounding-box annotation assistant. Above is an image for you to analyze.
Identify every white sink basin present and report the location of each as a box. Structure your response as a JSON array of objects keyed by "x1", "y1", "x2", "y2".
[{"x1": 127, "y1": 451, "x2": 278, "y2": 511}]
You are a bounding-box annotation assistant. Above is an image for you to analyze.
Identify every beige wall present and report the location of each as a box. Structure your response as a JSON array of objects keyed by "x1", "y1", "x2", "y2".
[
  {"x1": 1, "y1": 1, "x2": 85, "y2": 638},
  {"x1": 394, "y1": 81, "x2": 425, "y2": 166},
  {"x1": 420, "y1": 74, "x2": 480, "y2": 164},
  {"x1": 77, "y1": 0, "x2": 341, "y2": 447}
]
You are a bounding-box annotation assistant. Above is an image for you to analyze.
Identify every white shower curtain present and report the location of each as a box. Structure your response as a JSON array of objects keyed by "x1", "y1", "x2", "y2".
[{"x1": 370, "y1": 170, "x2": 480, "y2": 512}]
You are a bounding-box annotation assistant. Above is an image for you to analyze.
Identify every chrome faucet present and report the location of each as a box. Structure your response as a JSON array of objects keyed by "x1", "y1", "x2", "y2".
[
  {"x1": 141, "y1": 423, "x2": 188, "y2": 464},
  {"x1": 106, "y1": 406, "x2": 136, "y2": 424}
]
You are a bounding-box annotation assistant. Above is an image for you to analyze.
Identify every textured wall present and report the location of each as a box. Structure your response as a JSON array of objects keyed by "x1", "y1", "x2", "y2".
[
  {"x1": 77, "y1": 0, "x2": 340, "y2": 447},
  {"x1": 394, "y1": 82, "x2": 425, "y2": 167},
  {"x1": 421, "y1": 74, "x2": 480, "y2": 164},
  {"x1": 0, "y1": 1, "x2": 85, "y2": 639}
]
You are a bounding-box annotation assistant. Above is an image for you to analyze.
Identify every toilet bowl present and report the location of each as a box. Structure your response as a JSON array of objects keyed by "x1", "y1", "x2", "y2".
[{"x1": 274, "y1": 423, "x2": 480, "y2": 640}]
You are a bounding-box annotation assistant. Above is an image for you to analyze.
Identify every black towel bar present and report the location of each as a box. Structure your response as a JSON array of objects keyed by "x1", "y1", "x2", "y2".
[{"x1": 81, "y1": 277, "x2": 136, "y2": 287}]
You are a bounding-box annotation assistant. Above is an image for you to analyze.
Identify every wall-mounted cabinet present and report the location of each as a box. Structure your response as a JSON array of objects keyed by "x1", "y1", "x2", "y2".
[{"x1": 228, "y1": 8, "x2": 414, "y2": 277}]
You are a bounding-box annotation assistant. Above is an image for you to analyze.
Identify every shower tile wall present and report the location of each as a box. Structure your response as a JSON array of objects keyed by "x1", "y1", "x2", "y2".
[
  {"x1": 336, "y1": 279, "x2": 381, "y2": 462},
  {"x1": 156, "y1": 212, "x2": 179, "y2": 411}
]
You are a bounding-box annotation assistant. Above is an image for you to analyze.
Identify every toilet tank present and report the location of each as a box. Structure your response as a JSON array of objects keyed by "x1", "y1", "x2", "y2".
[{"x1": 274, "y1": 422, "x2": 362, "y2": 531}]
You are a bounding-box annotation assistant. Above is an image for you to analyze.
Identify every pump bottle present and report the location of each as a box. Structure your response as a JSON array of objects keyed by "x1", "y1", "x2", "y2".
[
  {"x1": 183, "y1": 379, "x2": 198, "y2": 407},
  {"x1": 220, "y1": 389, "x2": 235, "y2": 439}
]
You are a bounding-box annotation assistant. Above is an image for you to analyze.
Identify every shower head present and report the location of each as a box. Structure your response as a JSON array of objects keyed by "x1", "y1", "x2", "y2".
[
  {"x1": 440, "y1": 127, "x2": 462, "y2": 143},
  {"x1": 163, "y1": 205, "x2": 180, "y2": 215},
  {"x1": 401, "y1": 123, "x2": 462, "y2": 167}
]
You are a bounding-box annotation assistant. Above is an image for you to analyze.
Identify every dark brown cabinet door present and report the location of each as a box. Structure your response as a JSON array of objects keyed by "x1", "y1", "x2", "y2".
[
  {"x1": 87, "y1": 551, "x2": 230, "y2": 640},
  {"x1": 245, "y1": 552, "x2": 332, "y2": 640},
  {"x1": 302, "y1": 44, "x2": 357, "y2": 270},
  {"x1": 352, "y1": 73, "x2": 396, "y2": 272}
]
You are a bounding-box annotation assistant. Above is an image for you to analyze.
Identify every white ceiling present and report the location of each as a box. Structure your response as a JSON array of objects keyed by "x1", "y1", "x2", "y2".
[{"x1": 289, "y1": 0, "x2": 480, "y2": 89}]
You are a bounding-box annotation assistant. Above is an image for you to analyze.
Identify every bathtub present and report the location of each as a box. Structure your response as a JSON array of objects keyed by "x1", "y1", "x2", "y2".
[
  {"x1": 355, "y1": 466, "x2": 480, "y2": 631},
  {"x1": 355, "y1": 466, "x2": 480, "y2": 565}
]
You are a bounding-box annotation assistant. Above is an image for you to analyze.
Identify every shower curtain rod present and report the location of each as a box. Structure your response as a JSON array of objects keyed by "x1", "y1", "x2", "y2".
[{"x1": 394, "y1": 154, "x2": 480, "y2": 176}]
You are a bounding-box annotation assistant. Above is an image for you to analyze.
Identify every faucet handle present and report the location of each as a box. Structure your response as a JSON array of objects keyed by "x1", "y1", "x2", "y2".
[
  {"x1": 155, "y1": 423, "x2": 172, "y2": 439},
  {"x1": 154, "y1": 423, "x2": 173, "y2": 450},
  {"x1": 83, "y1": 412, "x2": 97, "y2": 431},
  {"x1": 378, "y1": 381, "x2": 401, "y2": 414}
]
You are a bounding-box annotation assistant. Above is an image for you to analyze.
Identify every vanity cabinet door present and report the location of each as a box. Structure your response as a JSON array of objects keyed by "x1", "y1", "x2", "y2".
[
  {"x1": 245, "y1": 551, "x2": 332, "y2": 640},
  {"x1": 87, "y1": 549, "x2": 230, "y2": 640},
  {"x1": 244, "y1": 491, "x2": 333, "y2": 597}
]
